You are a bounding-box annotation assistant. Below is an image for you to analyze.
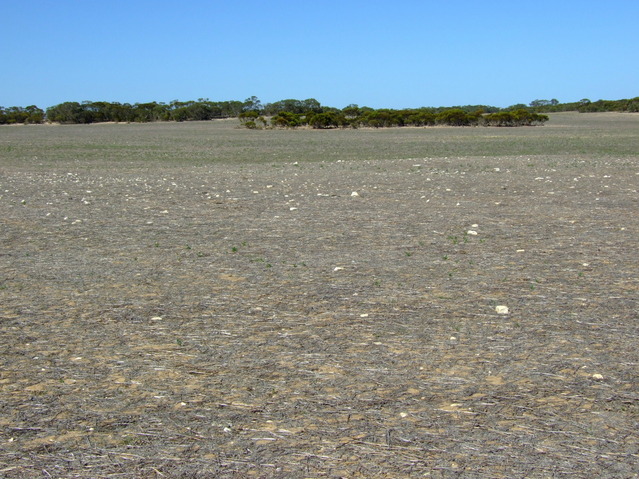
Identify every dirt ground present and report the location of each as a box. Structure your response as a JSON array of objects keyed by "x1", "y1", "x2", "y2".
[{"x1": 1, "y1": 132, "x2": 638, "y2": 476}]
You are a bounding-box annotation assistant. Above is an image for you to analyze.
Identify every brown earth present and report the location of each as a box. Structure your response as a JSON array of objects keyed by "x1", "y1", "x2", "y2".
[{"x1": 1, "y1": 134, "x2": 638, "y2": 477}]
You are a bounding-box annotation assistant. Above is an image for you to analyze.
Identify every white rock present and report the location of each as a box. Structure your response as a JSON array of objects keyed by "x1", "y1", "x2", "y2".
[
  {"x1": 467, "y1": 230, "x2": 478, "y2": 235},
  {"x1": 495, "y1": 305, "x2": 509, "y2": 315},
  {"x1": 351, "y1": 191, "x2": 359, "y2": 197},
  {"x1": 592, "y1": 373, "x2": 604, "y2": 380}
]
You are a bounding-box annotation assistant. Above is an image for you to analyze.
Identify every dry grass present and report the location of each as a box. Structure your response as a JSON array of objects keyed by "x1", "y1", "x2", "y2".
[{"x1": 1, "y1": 113, "x2": 638, "y2": 477}]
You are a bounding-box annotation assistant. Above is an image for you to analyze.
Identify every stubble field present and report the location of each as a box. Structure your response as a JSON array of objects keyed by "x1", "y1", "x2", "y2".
[{"x1": 1, "y1": 113, "x2": 638, "y2": 477}]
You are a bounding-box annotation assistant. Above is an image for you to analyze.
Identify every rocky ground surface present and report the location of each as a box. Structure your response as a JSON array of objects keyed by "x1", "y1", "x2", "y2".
[{"x1": 1, "y1": 152, "x2": 638, "y2": 477}]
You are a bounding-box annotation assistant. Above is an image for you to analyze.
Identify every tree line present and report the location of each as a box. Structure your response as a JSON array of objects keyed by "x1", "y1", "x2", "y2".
[
  {"x1": 0, "y1": 105, "x2": 45, "y2": 124},
  {"x1": 43, "y1": 99, "x2": 247, "y2": 124},
  {"x1": 243, "y1": 106, "x2": 549, "y2": 129},
  {"x1": 526, "y1": 97, "x2": 639, "y2": 113},
  {"x1": 1, "y1": 96, "x2": 636, "y2": 126}
]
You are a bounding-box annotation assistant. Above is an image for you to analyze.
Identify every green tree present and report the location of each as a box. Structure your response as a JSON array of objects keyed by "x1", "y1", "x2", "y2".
[
  {"x1": 436, "y1": 109, "x2": 471, "y2": 126},
  {"x1": 242, "y1": 96, "x2": 263, "y2": 113},
  {"x1": 24, "y1": 105, "x2": 45, "y2": 123},
  {"x1": 46, "y1": 102, "x2": 83, "y2": 123},
  {"x1": 271, "y1": 111, "x2": 302, "y2": 128},
  {"x1": 239, "y1": 110, "x2": 259, "y2": 123},
  {"x1": 301, "y1": 98, "x2": 322, "y2": 114},
  {"x1": 529, "y1": 99, "x2": 551, "y2": 107},
  {"x1": 307, "y1": 111, "x2": 345, "y2": 129},
  {"x1": 342, "y1": 104, "x2": 361, "y2": 118}
]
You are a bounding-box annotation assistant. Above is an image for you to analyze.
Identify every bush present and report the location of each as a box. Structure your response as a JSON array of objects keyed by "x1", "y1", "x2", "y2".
[
  {"x1": 271, "y1": 111, "x2": 302, "y2": 128},
  {"x1": 307, "y1": 112, "x2": 346, "y2": 129}
]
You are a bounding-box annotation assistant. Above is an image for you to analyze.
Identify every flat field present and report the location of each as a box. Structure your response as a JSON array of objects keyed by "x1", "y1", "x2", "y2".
[{"x1": 1, "y1": 113, "x2": 638, "y2": 477}]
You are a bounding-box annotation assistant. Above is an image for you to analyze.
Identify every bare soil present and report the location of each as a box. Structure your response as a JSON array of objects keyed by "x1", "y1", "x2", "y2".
[{"x1": 1, "y1": 121, "x2": 638, "y2": 477}]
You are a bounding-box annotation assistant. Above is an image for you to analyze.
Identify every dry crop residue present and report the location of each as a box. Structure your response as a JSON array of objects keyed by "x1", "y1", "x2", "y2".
[{"x1": 1, "y1": 152, "x2": 638, "y2": 478}]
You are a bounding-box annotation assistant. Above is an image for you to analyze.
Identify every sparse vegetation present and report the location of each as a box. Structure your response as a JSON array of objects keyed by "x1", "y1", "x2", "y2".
[{"x1": 1, "y1": 113, "x2": 638, "y2": 477}]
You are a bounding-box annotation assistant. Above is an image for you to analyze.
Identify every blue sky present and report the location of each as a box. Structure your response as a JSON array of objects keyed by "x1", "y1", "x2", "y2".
[{"x1": 2, "y1": 1, "x2": 638, "y2": 109}]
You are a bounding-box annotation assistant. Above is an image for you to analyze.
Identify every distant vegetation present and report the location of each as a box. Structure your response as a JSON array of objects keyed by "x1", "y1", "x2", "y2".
[
  {"x1": 243, "y1": 105, "x2": 548, "y2": 129},
  {"x1": 43, "y1": 99, "x2": 245, "y2": 124},
  {"x1": 1, "y1": 95, "x2": 637, "y2": 126},
  {"x1": 0, "y1": 105, "x2": 45, "y2": 125},
  {"x1": 526, "y1": 97, "x2": 639, "y2": 113}
]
